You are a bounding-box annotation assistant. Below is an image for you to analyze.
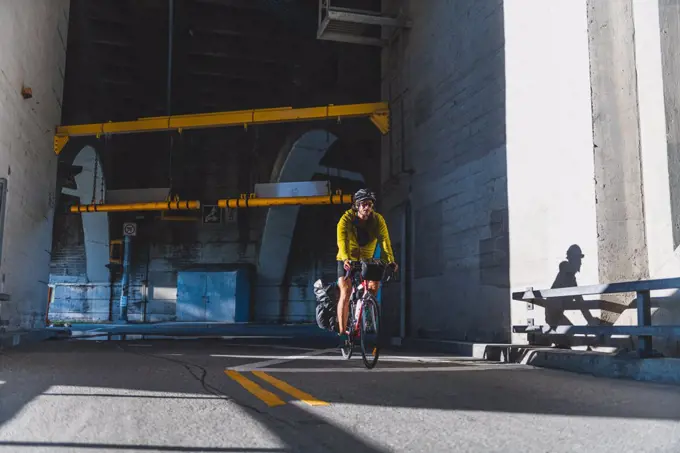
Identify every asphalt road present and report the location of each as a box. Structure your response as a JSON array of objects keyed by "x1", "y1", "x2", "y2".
[{"x1": 1, "y1": 338, "x2": 680, "y2": 453}]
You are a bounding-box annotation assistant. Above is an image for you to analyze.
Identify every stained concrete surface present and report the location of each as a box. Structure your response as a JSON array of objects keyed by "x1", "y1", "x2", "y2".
[{"x1": 1, "y1": 339, "x2": 680, "y2": 452}]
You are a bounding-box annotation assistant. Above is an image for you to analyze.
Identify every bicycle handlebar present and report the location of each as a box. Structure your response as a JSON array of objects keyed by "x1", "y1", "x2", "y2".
[{"x1": 343, "y1": 259, "x2": 397, "y2": 282}]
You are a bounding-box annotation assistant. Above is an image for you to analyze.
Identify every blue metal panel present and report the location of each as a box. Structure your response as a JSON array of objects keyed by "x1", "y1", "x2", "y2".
[
  {"x1": 176, "y1": 266, "x2": 253, "y2": 323},
  {"x1": 205, "y1": 272, "x2": 236, "y2": 322},
  {"x1": 234, "y1": 268, "x2": 250, "y2": 322},
  {"x1": 176, "y1": 272, "x2": 206, "y2": 321}
]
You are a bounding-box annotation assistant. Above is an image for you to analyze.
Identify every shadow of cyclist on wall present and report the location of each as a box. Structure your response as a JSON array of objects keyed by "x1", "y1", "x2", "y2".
[{"x1": 543, "y1": 244, "x2": 601, "y2": 348}]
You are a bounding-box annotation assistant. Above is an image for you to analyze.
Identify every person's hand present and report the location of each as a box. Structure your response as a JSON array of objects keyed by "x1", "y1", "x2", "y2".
[
  {"x1": 343, "y1": 260, "x2": 351, "y2": 271},
  {"x1": 389, "y1": 262, "x2": 399, "y2": 273}
]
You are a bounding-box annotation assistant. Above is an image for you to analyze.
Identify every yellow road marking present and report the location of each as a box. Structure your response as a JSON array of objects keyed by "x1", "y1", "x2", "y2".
[
  {"x1": 224, "y1": 370, "x2": 286, "y2": 407},
  {"x1": 252, "y1": 371, "x2": 329, "y2": 407}
]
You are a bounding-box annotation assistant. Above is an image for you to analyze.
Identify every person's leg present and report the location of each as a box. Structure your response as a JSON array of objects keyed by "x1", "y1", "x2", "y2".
[{"x1": 336, "y1": 261, "x2": 351, "y2": 334}]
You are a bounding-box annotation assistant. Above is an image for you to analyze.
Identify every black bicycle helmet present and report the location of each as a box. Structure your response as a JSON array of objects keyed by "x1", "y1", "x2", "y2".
[{"x1": 353, "y1": 188, "x2": 376, "y2": 204}]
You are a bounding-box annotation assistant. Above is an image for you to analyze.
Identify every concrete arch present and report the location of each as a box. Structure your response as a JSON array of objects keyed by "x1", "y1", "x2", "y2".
[
  {"x1": 255, "y1": 129, "x2": 365, "y2": 321},
  {"x1": 58, "y1": 145, "x2": 109, "y2": 283}
]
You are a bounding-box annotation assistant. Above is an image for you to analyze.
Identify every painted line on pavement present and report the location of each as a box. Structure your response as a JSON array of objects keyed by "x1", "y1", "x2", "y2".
[
  {"x1": 218, "y1": 344, "x2": 316, "y2": 352},
  {"x1": 252, "y1": 371, "x2": 329, "y2": 407},
  {"x1": 225, "y1": 348, "x2": 337, "y2": 371},
  {"x1": 224, "y1": 370, "x2": 286, "y2": 407},
  {"x1": 234, "y1": 365, "x2": 532, "y2": 373},
  {"x1": 217, "y1": 353, "x2": 474, "y2": 365}
]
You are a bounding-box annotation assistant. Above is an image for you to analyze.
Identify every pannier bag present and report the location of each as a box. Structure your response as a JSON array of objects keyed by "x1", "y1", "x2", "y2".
[{"x1": 314, "y1": 279, "x2": 338, "y2": 331}]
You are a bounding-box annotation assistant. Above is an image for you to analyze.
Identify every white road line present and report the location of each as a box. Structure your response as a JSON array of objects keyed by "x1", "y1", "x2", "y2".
[
  {"x1": 226, "y1": 348, "x2": 337, "y2": 371},
  {"x1": 219, "y1": 343, "x2": 316, "y2": 352},
  {"x1": 230, "y1": 365, "x2": 532, "y2": 373},
  {"x1": 215, "y1": 353, "x2": 479, "y2": 366}
]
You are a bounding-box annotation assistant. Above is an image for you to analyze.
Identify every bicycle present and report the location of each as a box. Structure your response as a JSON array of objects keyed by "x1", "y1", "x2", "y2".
[{"x1": 339, "y1": 259, "x2": 395, "y2": 369}]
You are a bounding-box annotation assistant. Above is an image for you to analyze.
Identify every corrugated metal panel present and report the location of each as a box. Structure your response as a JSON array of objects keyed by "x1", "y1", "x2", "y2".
[{"x1": 176, "y1": 269, "x2": 251, "y2": 322}]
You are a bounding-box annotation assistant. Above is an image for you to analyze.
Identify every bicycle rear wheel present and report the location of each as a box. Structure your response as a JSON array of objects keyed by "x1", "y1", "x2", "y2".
[{"x1": 360, "y1": 295, "x2": 380, "y2": 369}]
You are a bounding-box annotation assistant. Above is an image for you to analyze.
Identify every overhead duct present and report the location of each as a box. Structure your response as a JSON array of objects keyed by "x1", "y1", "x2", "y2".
[{"x1": 316, "y1": 0, "x2": 412, "y2": 47}]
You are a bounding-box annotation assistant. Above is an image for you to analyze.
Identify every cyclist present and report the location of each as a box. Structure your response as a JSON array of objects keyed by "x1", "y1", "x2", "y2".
[{"x1": 335, "y1": 188, "x2": 398, "y2": 337}]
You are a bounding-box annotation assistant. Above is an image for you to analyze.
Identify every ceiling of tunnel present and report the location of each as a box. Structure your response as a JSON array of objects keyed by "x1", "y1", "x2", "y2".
[
  {"x1": 58, "y1": 0, "x2": 383, "y2": 199},
  {"x1": 61, "y1": 0, "x2": 382, "y2": 124}
]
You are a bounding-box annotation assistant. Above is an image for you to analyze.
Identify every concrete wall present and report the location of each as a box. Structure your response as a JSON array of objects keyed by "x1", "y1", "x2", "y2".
[
  {"x1": 505, "y1": 0, "x2": 599, "y2": 339},
  {"x1": 381, "y1": 0, "x2": 509, "y2": 342},
  {"x1": 629, "y1": 0, "x2": 680, "y2": 353},
  {"x1": 380, "y1": 0, "x2": 680, "y2": 349},
  {"x1": 0, "y1": 0, "x2": 70, "y2": 330}
]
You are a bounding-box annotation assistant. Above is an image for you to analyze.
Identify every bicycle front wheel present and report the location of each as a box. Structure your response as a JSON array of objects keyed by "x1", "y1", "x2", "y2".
[
  {"x1": 341, "y1": 302, "x2": 354, "y2": 360},
  {"x1": 360, "y1": 295, "x2": 380, "y2": 369}
]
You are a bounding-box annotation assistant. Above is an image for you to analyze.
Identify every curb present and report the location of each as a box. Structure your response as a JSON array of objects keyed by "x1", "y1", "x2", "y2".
[
  {"x1": 0, "y1": 328, "x2": 67, "y2": 350},
  {"x1": 402, "y1": 337, "x2": 680, "y2": 386},
  {"x1": 66, "y1": 322, "x2": 339, "y2": 338},
  {"x1": 401, "y1": 338, "x2": 531, "y2": 362},
  {"x1": 521, "y1": 349, "x2": 680, "y2": 386}
]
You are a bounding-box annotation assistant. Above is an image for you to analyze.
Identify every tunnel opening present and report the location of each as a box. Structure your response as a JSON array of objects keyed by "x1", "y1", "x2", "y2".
[{"x1": 47, "y1": 0, "x2": 386, "y2": 328}]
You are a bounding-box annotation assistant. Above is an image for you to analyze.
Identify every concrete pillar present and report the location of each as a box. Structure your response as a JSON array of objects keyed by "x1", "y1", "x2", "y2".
[
  {"x1": 255, "y1": 130, "x2": 335, "y2": 321},
  {"x1": 588, "y1": 0, "x2": 650, "y2": 325},
  {"x1": 627, "y1": 0, "x2": 680, "y2": 352},
  {"x1": 0, "y1": 0, "x2": 70, "y2": 329},
  {"x1": 60, "y1": 146, "x2": 110, "y2": 284},
  {"x1": 635, "y1": 0, "x2": 673, "y2": 280},
  {"x1": 505, "y1": 0, "x2": 600, "y2": 342}
]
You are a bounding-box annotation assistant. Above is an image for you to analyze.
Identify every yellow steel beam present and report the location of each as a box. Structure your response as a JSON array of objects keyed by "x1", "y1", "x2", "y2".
[
  {"x1": 68, "y1": 194, "x2": 352, "y2": 214},
  {"x1": 70, "y1": 200, "x2": 200, "y2": 213},
  {"x1": 54, "y1": 102, "x2": 390, "y2": 155},
  {"x1": 217, "y1": 194, "x2": 353, "y2": 209}
]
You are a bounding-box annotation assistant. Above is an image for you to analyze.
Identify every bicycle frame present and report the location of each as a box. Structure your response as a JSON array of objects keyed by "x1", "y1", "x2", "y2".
[
  {"x1": 348, "y1": 279, "x2": 370, "y2": 338},
  {"x1": 344, "y1": 260, "x2": 390, "y2": 337},
  {"x1": 340, "y1": 260, "x2": 393, "y2": 368}
]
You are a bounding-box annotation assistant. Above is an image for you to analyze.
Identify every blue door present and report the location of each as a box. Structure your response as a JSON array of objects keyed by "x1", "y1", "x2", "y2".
[
  {"x1": 205, "y1": 272, "x2": 237, "y2": 321},
  {"x1": 176, "y1": 269, "x2": 251, "y2": 322},
  {"x1": 176, "y1": 272, "x2": 206, "y2": 321}
]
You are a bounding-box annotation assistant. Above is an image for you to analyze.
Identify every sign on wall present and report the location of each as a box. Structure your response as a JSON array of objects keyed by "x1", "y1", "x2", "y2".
[
  {"x1": 202, "y1": 205, "x2": 222, "y2": 224},
  {"x1": 123, "y1": 222, "x2": 137, "y2": 236}
]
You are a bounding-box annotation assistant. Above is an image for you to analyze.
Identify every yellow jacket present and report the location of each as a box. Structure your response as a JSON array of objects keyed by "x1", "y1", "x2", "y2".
[{"x1": 336, "y1": 208, "x2": 396, "y2": 263}]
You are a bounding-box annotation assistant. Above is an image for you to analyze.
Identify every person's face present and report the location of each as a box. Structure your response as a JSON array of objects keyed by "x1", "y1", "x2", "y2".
[{"x1": 356, "y1": 199, "x2": 374, "y2": 218}]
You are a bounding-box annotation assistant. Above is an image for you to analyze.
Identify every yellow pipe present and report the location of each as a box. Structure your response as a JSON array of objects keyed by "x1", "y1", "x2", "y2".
[
  {"x1": 54, "y1": 102, "x2": 390, "y2": 155},
  {"x1": 70, "y1": 200, "x2": 201, "y2": 213},
  {"x1": 217, "y1": 194, "x2": 353, "y2": 209}
]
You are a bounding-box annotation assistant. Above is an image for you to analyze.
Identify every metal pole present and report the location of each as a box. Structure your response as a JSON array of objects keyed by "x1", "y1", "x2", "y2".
[
  {"x1": 399, "y1": 203, "x2": 408, "y2": 340},
  {"x1": 636, "y1": 290, "x2": 652, "y2": 357},
  {"x1": 167, "y1": 0, "x2": 174, "y2": 192},
  {"x1": 167, "y1": 0, "x2": 174, "y2": 116},
  {"x1": 374, "y1": 243, "x2": 382, "y2": 307},
  {"x1": 119, "y1": 235, "x2": 132, "y2": 323}
]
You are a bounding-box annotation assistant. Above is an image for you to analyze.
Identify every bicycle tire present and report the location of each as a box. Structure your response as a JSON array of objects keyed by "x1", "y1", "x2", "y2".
[
  {"x1": 340, "y1": 336, "x2": 353, "y2": 359},
  {"x1": 341, "y1": 301, "x2": 355, "y2": 360},
  {"x1": 360, "y1": 295, "x2": 380, "y2": 369}
]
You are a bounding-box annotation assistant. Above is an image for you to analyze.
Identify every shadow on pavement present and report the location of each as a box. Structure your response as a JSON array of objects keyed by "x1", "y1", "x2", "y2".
[
  {"x1": 2, "y1": 338, "x2": 680, "y2": 452},
  {"x1": 0, "y1": 441, "x2": 285, "y2": 452},
  {"x1": 0, "y1": 339, "x2": 390, "y2": 453}
]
